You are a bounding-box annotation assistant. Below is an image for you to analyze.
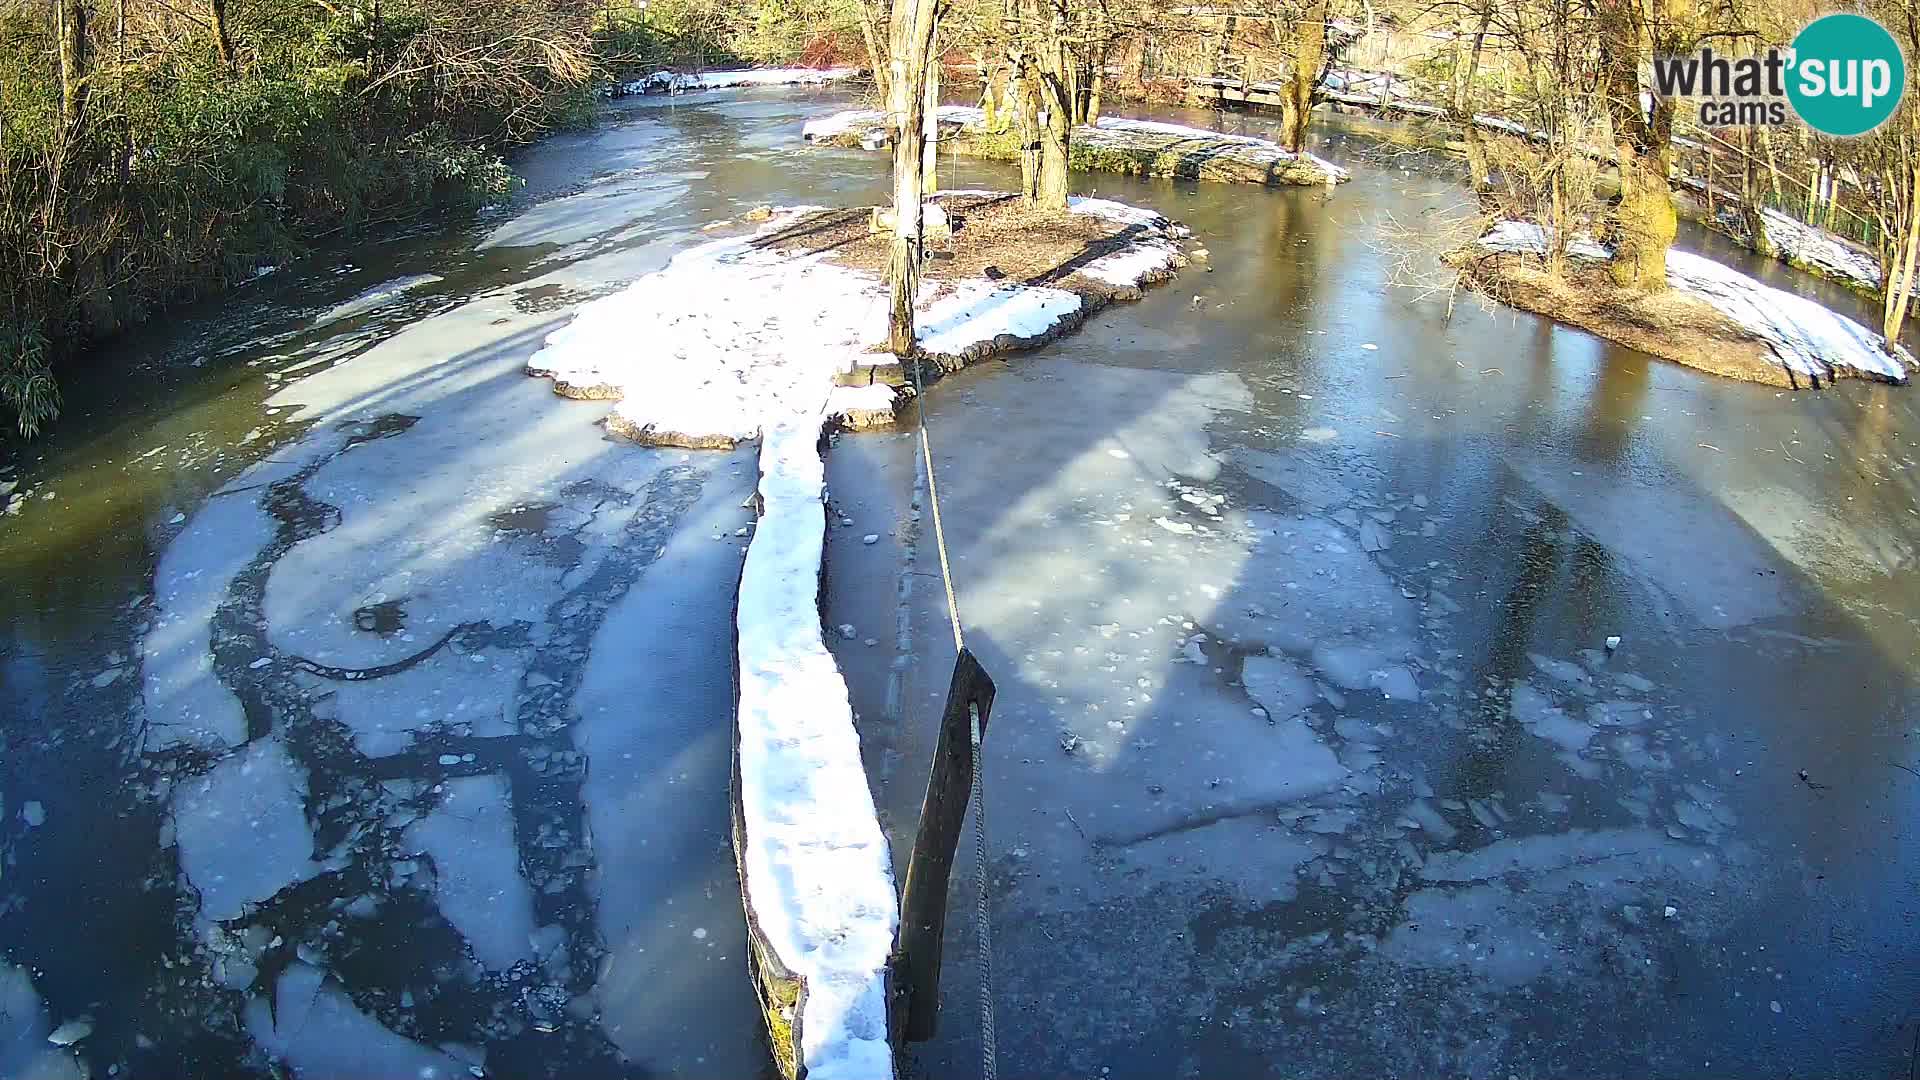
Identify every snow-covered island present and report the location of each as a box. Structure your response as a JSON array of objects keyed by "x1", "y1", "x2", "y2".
[
  {"x1": 526, "y1": 192, "x2": 1189, "y2": 1078},
  {"x1": 1458, "y1": 220, "x2": 1913, "y2": 388},
  {"x1": 803, "y1": 105, "x2": 1349, "y2": 188}
]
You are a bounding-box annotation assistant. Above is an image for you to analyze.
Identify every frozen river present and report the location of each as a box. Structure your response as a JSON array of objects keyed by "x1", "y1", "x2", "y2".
[{"x1": 1, "y1": 86, "x2": 1917, "y2": 1079}]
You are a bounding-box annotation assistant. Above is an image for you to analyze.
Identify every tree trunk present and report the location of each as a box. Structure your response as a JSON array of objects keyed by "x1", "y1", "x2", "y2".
[
  {"x1": 1740, "y1": 127, "x2": 1770, "y2": 257},
  {"x1": 1884, "y1": 165, "x2": 1920, "y2": 344},
  {"x1": 979, "y1": 53, "x2": 1008, "y2": 129},
  {"x1": 1282, "y1": 0, "x2": 1327, "y2": 154},
  {"x1": 211, "y1": 0, "x2": 234, "y2": 67},
  {"x1": 1019, "y1": 0, "x2": 1071, "y2": 211},
  {"x1": 55, "y1": 0, "x2": 88, "y2": 133},
  {"x1": 1610, "y1": 143, "x2": 1677, "y2": 289},
  {"x1": 1598, "y1": 0, "x2": 1675, "y2": 290},
  {"x1": 1035, "y1": 67, "x2": 1070, "y2": 209},
  {"x1": 1013, "y1": 52, "x2": 1041, "y2": 203},
  {"x1": 885, "y1": 0, "x2": 940, "y2": 356},
  {"x1": 1457, "y1": 5, "x2": 1493, "y2": 187},
  {"x1": 1759, "y1": 126, "x2": 1783, "y2": 201},
  {"x1": 861, "y1": 0, "x2": 892, "y2": 109},
  {"x1": 1083, "y1": 44, "x2": 1105, "y2": 126}
]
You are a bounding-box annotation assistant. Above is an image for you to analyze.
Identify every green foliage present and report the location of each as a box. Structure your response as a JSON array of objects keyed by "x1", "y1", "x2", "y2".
[
  {"x1": 0, "y1": 322, "x2": 58, "y2": 439},
  {"x1": 600, "y1": 0, "x2": 860, "y2": 74},
  {"x1": 0, "y1": 0, "x2": 598, "y2": 436}
]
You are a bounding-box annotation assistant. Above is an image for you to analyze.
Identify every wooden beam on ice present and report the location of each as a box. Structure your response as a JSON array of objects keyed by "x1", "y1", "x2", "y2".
[{"x1": 894, "y1": 647, "x2": 996, "y2": 1042}]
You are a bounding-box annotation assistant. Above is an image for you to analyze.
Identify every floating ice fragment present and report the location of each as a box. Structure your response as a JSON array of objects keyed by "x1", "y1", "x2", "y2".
[{"x1": 47, "y1": 1018, "x2": 92, "y2": 1046}]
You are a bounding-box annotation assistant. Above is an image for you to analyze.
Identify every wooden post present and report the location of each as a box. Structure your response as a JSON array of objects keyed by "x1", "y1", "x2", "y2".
[{"x1": 895, "y1": 647, "x2": 996, "y2": 1042}]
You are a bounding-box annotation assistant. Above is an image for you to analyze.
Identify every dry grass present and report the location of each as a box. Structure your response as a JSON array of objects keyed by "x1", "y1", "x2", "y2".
[{"x1": 751, "y1": 193, "x2": 1154, "y2": 295}]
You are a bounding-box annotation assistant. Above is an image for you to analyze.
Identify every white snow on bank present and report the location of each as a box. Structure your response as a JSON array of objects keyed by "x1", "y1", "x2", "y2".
[
  {"x1": 801, "y1": 106, "x2": 1350, "y2": 182},
  {"x1": 1086, "y1": 115, "x2": 1349, "y2": 180},
  {"x1": 527, "y1": 211, "x2": 880, "y2": 444},
  {"x1": 1069, "y1": 196, "x2": 1189, "y2": 285},
  {"x1": 1476, "y1": 220, "x2": 1912, "y2": 382},
  {"x1": 1476, "y1": 220, "x2": 1612, "y2": 262},
  {"x1": 1666, "y1": 249, "x2": 1909, "y2": 380},
  {"x1": 1759, "y1": 208, "x2": 1882, "y2": 291},
  {"x1": 917, "y1": 280, "x2": 1083, "y2": 354},
  {"x1": 626, "y1": 67, "x2": 856, "y2": 95},
  {"x1": 801, "y1": 105, "x2": 978, "y2": 143},
  {"x1": 735, "y1": 420, "x2": 897, "y2": 1080},
  {"x1": 528, "y1": 200, "x2": 1188, "y2": 439}
]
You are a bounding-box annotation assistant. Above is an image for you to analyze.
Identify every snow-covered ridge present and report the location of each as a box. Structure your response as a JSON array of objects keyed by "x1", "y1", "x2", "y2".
[
  {"x1": 1476, "y1": 220, "x2": 1912, "y2": 382},
  {"x1": 735, "y1": 420, "x2": 897, "y2": 1080},
  {"x1": 621, "y1": 67, "x2": 857, "y2": 96}
]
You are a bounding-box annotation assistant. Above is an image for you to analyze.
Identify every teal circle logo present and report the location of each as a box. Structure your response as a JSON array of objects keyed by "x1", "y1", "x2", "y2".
[{"x1": 1787, "y1": 14, "x2": 1905, "y2": 136}]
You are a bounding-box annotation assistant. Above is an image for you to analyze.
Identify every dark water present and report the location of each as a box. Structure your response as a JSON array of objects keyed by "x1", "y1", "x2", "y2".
[
  {"x1": 2, "y1": 88, "x2": 1916, "y2": 1080},
  {"x1": 843, "y1": 107, "x2": 1920, "y2": 1080}
]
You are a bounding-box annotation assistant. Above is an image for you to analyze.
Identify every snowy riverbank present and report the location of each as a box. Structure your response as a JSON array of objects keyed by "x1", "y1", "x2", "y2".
[
  {"x1": 528, "y1": 194, "x2": 1189, "y2": 1078},
  {"x1": 617, "y1": 67, "x2": 858, "y2": 96},
  {"x1": 1471, "y1": 220, "x2": 1912, "y2": 387},
  {"x1": 802, "y1": 106, "x2": 1350, "y2": 187}
]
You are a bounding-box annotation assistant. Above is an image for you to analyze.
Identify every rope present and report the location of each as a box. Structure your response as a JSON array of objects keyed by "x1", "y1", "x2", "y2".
[
  {"x1": 913, "y1": 358, "x2": 964, "y2": 654},
  {"x1": 969, "y1": 703, "x2": 996, "y2": 1080},
  {"x1": 908, "y1": 356, "x2": 994, "y2": 1079}
]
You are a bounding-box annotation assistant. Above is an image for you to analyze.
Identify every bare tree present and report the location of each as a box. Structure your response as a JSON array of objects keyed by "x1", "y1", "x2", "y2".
[{"x1": 886, "y1": 0, "x2": 944, "y2": 353}]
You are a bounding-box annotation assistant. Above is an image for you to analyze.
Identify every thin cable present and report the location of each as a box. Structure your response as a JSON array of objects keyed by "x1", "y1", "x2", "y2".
[
  {"x1": 910, "y1": 358, "x2": 965, "y2": 654},
  {"x1": 908, "y1": 348, "x2": 992, "y2": 1079}
]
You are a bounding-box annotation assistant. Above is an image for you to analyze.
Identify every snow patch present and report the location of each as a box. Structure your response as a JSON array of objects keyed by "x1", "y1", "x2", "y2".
[
  {"x1": 527, "y1": 211, "x2": 880, "y2": 445},
  {"x1": 1759, "y1": 208, "x2": 1881, "y2": 290},
  {"x1": 1477, "y1": 220, "x2": 1912, "y2": 382},
  {"x1": 629, "y1": 67, "x2": 856, "y2": 96},
  {"x1": 1666, "y1": 248, "x2": 1909, "y2": 381},
  {"x1": 803, "y1": 108, "x2": 1349, "y2": 183},
  {"x1": 917, "y1": 280, "x2": 1084, "y2": 356}
]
